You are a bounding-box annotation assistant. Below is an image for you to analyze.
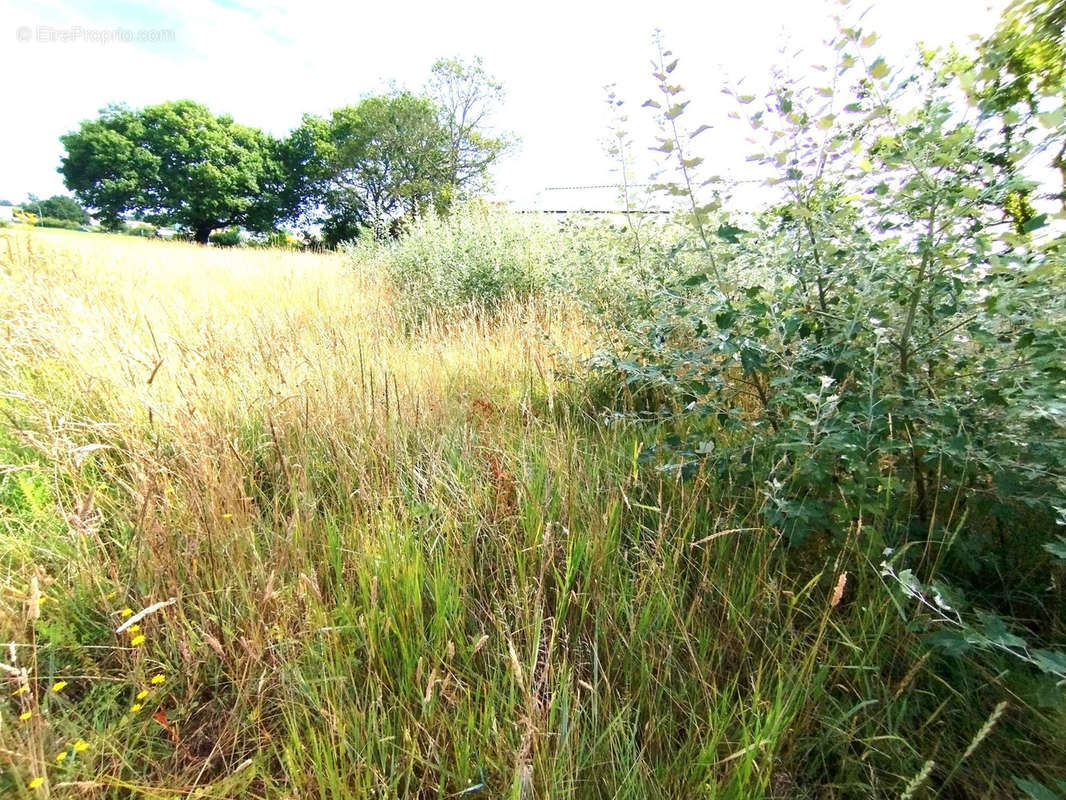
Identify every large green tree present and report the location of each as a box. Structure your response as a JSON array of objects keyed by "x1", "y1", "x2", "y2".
[
  {"x1": 60, "y1": 101, "x2": 290, "y2": 243},
  {"x1": 299, "y1": 92, "x2": 453, "y2": 246}
]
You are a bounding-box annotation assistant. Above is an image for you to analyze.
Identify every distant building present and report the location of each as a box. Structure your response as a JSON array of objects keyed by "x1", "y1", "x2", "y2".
[
  {"x1": 0, "y1": 203, "x2": 14, "y2": 223},
  {"x1": 509, "y1": 184, "x2": 673, "y2": 223}
]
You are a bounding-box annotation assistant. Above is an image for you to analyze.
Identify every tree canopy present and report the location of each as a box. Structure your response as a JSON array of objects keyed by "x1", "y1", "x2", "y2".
[
  {"x1": 56, "y1": 58, "x2": 510, "y2": 246},
  {"x1": 298, "y1": 73, "x2": 510, "y2": 247},
  {"x1": 426, "y1": 56, "x2": 511, "y2": 196},
  {"x1": 59, "y1": 100, "x2": 292, "y2": 243},
  {"x1": 299, "y1": 93, "x2": 452, "y2": 246}
]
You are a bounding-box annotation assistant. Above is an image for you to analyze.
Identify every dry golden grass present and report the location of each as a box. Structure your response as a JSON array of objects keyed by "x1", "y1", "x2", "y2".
[{"x1": 1, "y1": 228, "x2": 588, "y2": 433}]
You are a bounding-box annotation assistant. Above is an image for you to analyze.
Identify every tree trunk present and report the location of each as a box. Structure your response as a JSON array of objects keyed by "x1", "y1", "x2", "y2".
[{"x1": 194, "y1": 222, "x2": 216, "y2": 244}]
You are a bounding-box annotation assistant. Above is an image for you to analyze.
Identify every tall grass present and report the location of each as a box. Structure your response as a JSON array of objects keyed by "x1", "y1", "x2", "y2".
[{"x1": 1, "y1": 227, "x2": 1062, "y2": 798}]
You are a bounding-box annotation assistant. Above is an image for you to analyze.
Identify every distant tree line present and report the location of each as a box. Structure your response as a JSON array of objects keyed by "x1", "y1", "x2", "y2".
[
  {"x1": 17, "y1": 194, "x2": 91, "y2": 224},
  {"x1": 57, "y1": 57, "x2": 510, "y2": 245}
]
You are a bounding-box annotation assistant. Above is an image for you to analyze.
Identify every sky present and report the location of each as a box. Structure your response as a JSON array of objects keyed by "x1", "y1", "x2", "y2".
[{"x1": 0, "y1": 0, "x2": 1009, "y2": 211}]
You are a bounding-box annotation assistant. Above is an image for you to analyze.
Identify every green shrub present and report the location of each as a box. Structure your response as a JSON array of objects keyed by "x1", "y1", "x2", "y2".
[
  {"x1": 344, "y1": 200, "x2": 673, "y2": 320},
  {"x1": 596, "y1": 20, "x2": 1066, "y2": 681},
  {"x1": 121, "y1": 222, "x2": 157, "y2": 237},
  {"x1": 37, "y1": 217, "x2": 84, "y2": 230},
  {"x1": 345, "y1": 202, "x2": 550, "y2": 314},
  {"x1": 209, "y1": 227, "x2": 243, "y2": 247},
  {"x1": 253, "y1": 230, "x2": 301, "y2": 249}
]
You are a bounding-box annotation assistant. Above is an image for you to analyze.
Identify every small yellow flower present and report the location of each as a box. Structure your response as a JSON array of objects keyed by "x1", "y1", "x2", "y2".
[
  {"x1": 136, "y1": 689, "x2": 149, "y2": 700},
  {"x1": 126, "y1": 624, "x2": 141, "y2": 634},
  {"x1": 106, "y1": 590, "x2": 117, "y2": 599},
  {"x1": 73, "y1": 739, "x2": 89, "y2": 753},
  {"x1": 130, "y1": 703, "x2": 142, "y2": 712},
  {"x1": 51, "y1": 681, "x2": 67, "y2": 693},
  {"x1": 28, "y1": 777, "x2": 44, "y2": 790},
  {"x1": 37, "y1": 596, "x2": 49, "y2": 606},
  {"x1": 222, "y1": 513, "x2": 233, "y2": 519},
  {"x1": 120, "y1": 608, "x2": 133, "y2": 618},
  {"x1": 19, "y1": 710, "x2": 32, "y2": 721},
  {"x1": 130, "y1": 634, "x2": 145, "y2": 646},
  {"x1": 55, "y1": 750, "x2": 68, "y2": 763},
  {"x1": 150, "y1": 674, "x2": 166, "y2": 685},
  {"x1": 13, "y1": 685, "x2": 29, "y2": 696}
]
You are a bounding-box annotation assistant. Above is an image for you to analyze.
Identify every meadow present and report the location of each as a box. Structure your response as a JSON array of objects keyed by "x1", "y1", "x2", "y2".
[{"x1": 1, "y1": 224, "x2": 1062, "y2": 799}]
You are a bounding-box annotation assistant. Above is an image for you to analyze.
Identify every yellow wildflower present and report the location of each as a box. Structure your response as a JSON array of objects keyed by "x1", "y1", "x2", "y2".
[
  {"x1": 55, "y1": 751, "x2": 67, "y2": 764},
  {"x1": 136, "y1": 689, "x2": 149, "y2": 700},
  {"x1": 126, "y1": 624, "x2": 141, "y2": 634},
  {"x1": 150, "y1": 674, "x2": 165, "y2": 685},
  {"x1": 51, "y1": 681, "x2": 67, "y2": 693},
  {"x1": 130, "y1": 634, "x2": 145, "y2": 646},
  {"x1": 28, "y1": 777, "x2": 44, "y2": 790},
  {"x1": 130, "y1": 703, "x2": 142, "y2": 712},
  {"x1": 19, "y1": 710, "x2": 32, "y2": 721},
  {"x1": 120, "y1": 608, "x2": 133, "y2": 618},
  {"x1": 13, "y1": 685, "x2": 29, "y2": 696},
  {"x1": 73, "y1": 739, "x2": 89, "y2": 753}
]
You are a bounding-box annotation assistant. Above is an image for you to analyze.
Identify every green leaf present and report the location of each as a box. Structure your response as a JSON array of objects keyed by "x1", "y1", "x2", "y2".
[
  {"x1": 1022, "y1": 213, "x2": 1048, "y2": 233},
  {"x1": 927, "y1": 629, "x2": 971, "y2": 657},
  {"x1": 1038, "y1": 108, "x2": 1065, "y2": 129},
  {"x1": 817, "y1": 114, "x2": 835, "y2": 130},
  {"x1": 1044, "y1": 536, "x2": 1066, "y2": 562},
  {"x1": 665, "y1": 102, "x2": 690, "y2": 120},
  {"x1": 1030, "y1": 649, "x2": 1066, "y2": 677},
  {"x1": 1013, "y1": 776, "x2": 1063, "y2": 800},
  {"x1": 716, "y1": 224, "x2": 746, "y2": 243},
  {"x1": 975, "y1": 611, "x2": 1028, "y2": 649},
  {"x1": 869, "y1": 58, "x2": 890, "y2": 79}
]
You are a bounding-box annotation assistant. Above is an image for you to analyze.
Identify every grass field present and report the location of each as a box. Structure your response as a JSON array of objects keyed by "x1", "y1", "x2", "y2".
[{"x1": 1, "y1": 228, "x2": 1062, "y2": 798}]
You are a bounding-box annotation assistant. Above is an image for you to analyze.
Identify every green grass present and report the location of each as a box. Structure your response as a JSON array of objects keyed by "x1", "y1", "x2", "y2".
[{"x1": 0, "y1": 230, "x2": 1062, "y2": 798}]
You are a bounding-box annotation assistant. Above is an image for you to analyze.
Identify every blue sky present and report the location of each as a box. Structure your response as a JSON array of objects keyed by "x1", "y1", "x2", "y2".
[{"x1": 0, "y1": 0, "x2": 1006, "y2": 210}]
